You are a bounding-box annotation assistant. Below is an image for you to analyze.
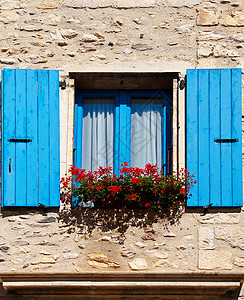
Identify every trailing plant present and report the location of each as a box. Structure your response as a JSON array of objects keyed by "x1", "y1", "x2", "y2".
[{"x1": 60, "y1": 163, "x2": 197, "y2": 213}]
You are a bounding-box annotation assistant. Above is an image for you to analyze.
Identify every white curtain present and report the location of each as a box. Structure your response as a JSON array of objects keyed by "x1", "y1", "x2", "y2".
[
  {"x1": 82, "y1": 98, "x2": 114, "y2": 171},
  {"x1": 131, "y1": 98, "x2": 163, "y2": 168}
]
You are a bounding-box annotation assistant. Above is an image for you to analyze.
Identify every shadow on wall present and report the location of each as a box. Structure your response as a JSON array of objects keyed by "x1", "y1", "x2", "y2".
[{"x1": 58, "y1": 208, "x2": 184, "y2": 238}]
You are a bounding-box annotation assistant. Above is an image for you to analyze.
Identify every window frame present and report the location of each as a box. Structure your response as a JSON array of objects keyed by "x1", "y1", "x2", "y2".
[{"x1": 74, "y1": 89, "x2": 173, "y2": 174}]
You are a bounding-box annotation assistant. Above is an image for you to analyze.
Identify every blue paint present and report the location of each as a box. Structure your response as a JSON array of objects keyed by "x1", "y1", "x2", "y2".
[
  {"x1": 26, "y1": 70, "x2": 38, "y2": 206},
  {"x1": 49, "y1": 70, "x2": 60, "y2": 207},
  {"x1": 2, "y1": 69, "x2": 16, "y2": 206},
  {"x1": 198, "y1": 69, "x2": 210, "y2": 206},
  {"x1": 220, "y1": 69, "x2": 232, "y2": 206},
  {"x1": 114, "y1": 95, "x2": 120, "y2": 175},
  {"x1": 187, "y1": 68, "x2": 242, "y2": 207},
  {"x1": 163, "y1": 106, "x2": 167, "y2": 175},
  {"x1": 186, "y1": 69, "x2": 199, "y2": 206},
  {"x1": 231, "y1": 69, "x2": 243, "y2": 206},
  {"x1": 75, "y1": 90, "x2": 172, "y2": 176},
  {"x1": 2, "y1": 69, "x2": 60, "y2": 207},
  {"x1": 126, "y1": 93, "x2": 131, "y2": 166},
  {"x1": 38, "y1": 70, "x2": 50, "y2": 206},
  {"x1": 119, "y1": 91, "x2": 128, "y2": 166},
  {"x1": 15, "y1": 69, "x2": 27, "y2": 206},
  {"x1": 209, "y1": 70, "x2": 221, "y2": 206}
]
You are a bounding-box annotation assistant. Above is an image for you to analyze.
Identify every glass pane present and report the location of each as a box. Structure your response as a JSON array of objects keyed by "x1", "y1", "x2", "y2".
[
  {"x1": 82, "y1": 97, "x2": 114, "y2": 171},
  {"x1": 131, "y1": 97, "x2": 163, "y2": 168}
]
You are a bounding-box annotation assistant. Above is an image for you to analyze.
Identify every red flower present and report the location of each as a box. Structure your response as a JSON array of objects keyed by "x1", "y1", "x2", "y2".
[{"x1": 131, "y1": 177, "x2": 141, "y2": 184}]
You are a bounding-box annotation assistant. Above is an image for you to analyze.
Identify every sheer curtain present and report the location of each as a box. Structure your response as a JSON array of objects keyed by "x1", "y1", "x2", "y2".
[
  {"x1": 131, "y1": 98, "x2": 163, "y2": 168},
  {"x1": 82, "y1": 98, "x2": 114, "y2": 171}
]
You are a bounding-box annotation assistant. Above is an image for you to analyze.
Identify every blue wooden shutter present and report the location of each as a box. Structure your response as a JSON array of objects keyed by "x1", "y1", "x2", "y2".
[
  {"x1": 1, "y1": 68, "x2": 60, "y2": 207},
  {"x1": 186, "y1": 68, "x2": 242, "y2": 206}
]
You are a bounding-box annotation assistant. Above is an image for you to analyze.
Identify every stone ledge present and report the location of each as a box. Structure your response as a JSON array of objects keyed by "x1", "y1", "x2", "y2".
[{"x1": 1, "y1": 273, "x2": 243, "y2": 298}]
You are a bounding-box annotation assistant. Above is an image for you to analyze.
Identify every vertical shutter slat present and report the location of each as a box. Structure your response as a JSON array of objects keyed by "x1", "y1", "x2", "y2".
[
  {"x1": 163, "y1": 106, "x2": 167, "y2": 175},
  {"x1": 198, "y1": 70, "x2": 210, "y2": 206},
  {"x1": 114, "y1": 95, "x2": 120, "y2": 174},
  {"x1": 186, "y1": 70, "x2": 199, "y2": 206},
  {"x1": 26, "y1": 69, "x2": 38, "y2": 206},
  {"x1": 38, "y1": 70, "x2": 50, "y2": 206},
  {"x1": 49, "y1": 70, "x2": 60, "y2": 207},
  {"x1": 76, "y1": 96, "x2": 83, "y2": 169},
  {"x1": 231, "y1": 69, "x2": 243, "y2": 206},
  {"x1": 220, "y1": 69, "x2": 232, "y2": 206},
  {"x1": 15, "y1": 69, "x2": 27, "y2": 206},
  {"x1": 126, "y1": 95, "x2": 131, "y2": 166},
  {"x1": 209, "y1": 70, "x2": 221, "y2": 206},
  {"x1": 119, "y1": 91, "x2": 129, "y2": 166},
  {"x1": 2, "y1": 69, "x2": 16, "y2": 206}
]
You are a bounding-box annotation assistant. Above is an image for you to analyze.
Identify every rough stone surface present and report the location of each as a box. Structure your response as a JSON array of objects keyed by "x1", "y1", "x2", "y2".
[
  {"x1": 0, "y1": 11, "x2": 20, "y2": 24},
  {"x1": 215, "y1": 226, "x2": 244, "y2": 249},
  {"x1": 199, "y1": 250, "x2": 232, "y2": 270},
  {"x1": 234, "y1": 257, "x2": 244, "y2": 267},
  {"x1": 197, "y1": 31, "x2": 226, "y2": 41},
  {"x1": 38, "y1": 217, "x2": 56, "y2": 223},
  {"x1": 163, "y1": 230, "x2": 176, "y2": 237},
  {"x1": 131, "y1": 44, "x2": 153, "y2": 51},
  {"x1": 197, "y1": 8, "x2": 218, "y2": 26},
  {"x1": 166, "y1": 0, "x2": 201, "y2": 8},
  {"x1": 121, "y1": 249, "x2": 136, "y2": 258},
  {"x1": 0, "y1": 0, "x2": 21, "y2": 9},
  {"x1": 153, "y1": 259, "x2": 178, "y2": 269},
  {"x1": 128, "y1": 258, "x2": 148, "y2": 270},
  {"x1": 38, "y1": 2, "x2": 59, "y2": 9},
  {"x1": 221, "y1": 10, "x2": 244, "y2": 26},
  {"x1": 198, "y1": 227, "x2": 215, "y2": 250},
  {"x1": 198, "y1": 213, "x2": 240, "y2": 224},
  {"x1": 63, "y1": 253, "x2": 79, "y2": 259},
  {"x1": 146, "y1": 249, "x2": 168, "y2": 259},
  {"x1": 175, "y1": 25, "x2": 194, "y2": 34},
  {"x1": 198, "y1": 42, "x2": 213, "y2": 57}
]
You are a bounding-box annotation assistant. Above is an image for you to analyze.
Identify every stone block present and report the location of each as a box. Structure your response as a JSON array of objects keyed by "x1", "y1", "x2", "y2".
[
  {"x1": 0, "y1": 0, "x2": 21, "y2": 9},
  {"x1": 165, "y1": 0, "x2": 201, "y2": 8},
  {"x1": 197, "y1": 8, "x2": 218, "y2": 26},
  {"x1": 221, "y1": 10, "x2": 244, "y2": 26},
  {"x1": 64, "y1": 0, "x2": 156, "y2": 8},
  {"x1": 114, "y1": 0, "x2": 156, "y2": 8},
  {"x1": 215, "y1": 226, "x2": 244, "y2": 249},
  {"x1": 198, "y1": 42, "x2": 213, "y2": 57},
  {"x1": 234, "y1": 257, "x2": 244, "y2": 267},
  {"x1": 129, "y1": 258, "x2": 148, "y2": 270},
  {"x1": 38, "y1": 2, "x2": 59, "y2": 9},
  {"x1": 0, "y1": 58, "x2": 16, "y2": 64},
  {"x1": 197, "y1": 31, "x2": 226, "y2": 41},
  {"x1": 198, "y1": 227, "x2": 215, "y2": 250},
  {"x1": 64, "y1": 0, "x2": 112, "y2": 8},
  {"x1": 199, "y1": 250, "x2": 232, "y2": 270},
  {"x1": 0, "y1": 11, "x2": 19, "y2": 24},
  {"x1": 175, "y1": 24, "x2": 194, "y2": 34},
  {"x1": 60, "y1": 29, "x2": 78, "y2": 39},
  {"x1": 198, "y1": 213, "x2": 240, "y2": 224}
]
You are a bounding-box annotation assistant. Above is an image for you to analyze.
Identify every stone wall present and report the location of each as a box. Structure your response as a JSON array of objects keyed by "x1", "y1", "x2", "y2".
[
  {"x1": 0, "y1": 0, "x2": 243, "y2": 72},
  {"x1": 0, "y1": 210, "x2": 244, "y2": 273},
  {"x1": 0, "y1": 0, "x2": 244, "y2": 298}
]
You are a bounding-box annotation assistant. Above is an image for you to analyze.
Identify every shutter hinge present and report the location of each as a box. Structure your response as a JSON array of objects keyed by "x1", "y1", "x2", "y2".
[
  {"x1": 59, "y1": 81, "x2": 66, "y2": 90},
  {"x1": 179, "y1": 79, "x2": 186, "y2": 90}
]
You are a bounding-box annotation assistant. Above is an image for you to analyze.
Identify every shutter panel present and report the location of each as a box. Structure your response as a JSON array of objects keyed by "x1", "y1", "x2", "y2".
[
  {"x1": 1, "y1": 68, "x2": 60, "y2": 207},
  {"x1": 186, "y1": 68, "x2": 242, "y2": 206}
]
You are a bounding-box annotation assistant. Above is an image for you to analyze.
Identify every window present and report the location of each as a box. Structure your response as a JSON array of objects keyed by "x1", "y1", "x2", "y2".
[{"x1": 74, "y1": 90, "x2": 172, "y2": 174}]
